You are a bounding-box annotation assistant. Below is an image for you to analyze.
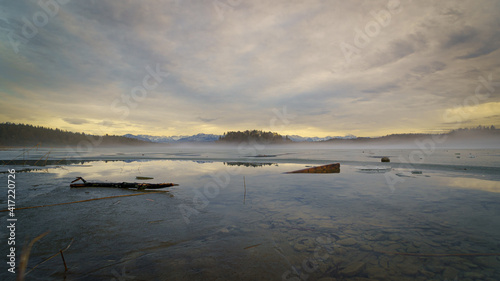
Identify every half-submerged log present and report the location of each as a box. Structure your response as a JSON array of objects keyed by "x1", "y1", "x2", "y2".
[
  {"x1": 287, "y1": 163, "x2": 340, "y2": 174},
  {"x1": 70, "y1": 177, "x2": 178, "y2": 190}
]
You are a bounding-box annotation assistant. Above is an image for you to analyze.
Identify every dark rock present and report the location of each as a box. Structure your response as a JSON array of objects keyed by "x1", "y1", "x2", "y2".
[{"x1": 341, "y1": 261, "x2": 365, "y2": 277}]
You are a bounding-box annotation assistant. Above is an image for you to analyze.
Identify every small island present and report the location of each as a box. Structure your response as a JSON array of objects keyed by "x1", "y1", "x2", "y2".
[{"x1": 217, "y1": 130, "x2": 292, "y2": 144}]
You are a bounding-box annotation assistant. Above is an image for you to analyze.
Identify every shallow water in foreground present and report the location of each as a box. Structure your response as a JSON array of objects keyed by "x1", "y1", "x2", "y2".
[{"x1": 1, "y1": 147, "x2": 500, "y2": 280}]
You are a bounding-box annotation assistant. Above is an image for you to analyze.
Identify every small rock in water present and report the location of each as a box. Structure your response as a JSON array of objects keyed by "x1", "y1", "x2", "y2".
[
  {"x1": 399, "y1": 262, "x2": 420, "y2": 276},
  {"x1": 389, "y1": 234, "x2": 402, "y2": 241},
  {"x1": 365, "y1": 233, "x2": 387, "y2": 241},
  {"x1": 359, "y1": 244, "x2": 373, "y2": 251},
  {"x1": 406, "y1": 245, "x2": 419, "y2": 253},
  {"x1": 378, "y1": 256, "x2": 390, "y2": 269},
  {"x1": 341, "y1": 261, "x2": 365, "y2": 277},
  {"x1": 365, "y1": 264, "x2": 387, "y2": 279},
  {"x1": 474, "y1": 256, "x2": 497, "y2": 268},
  {"x1": 338, "y1": 238, "x2": 358, "y2": 246},
  {"x1": 334, "y1": 247, "x2": 347, "y2": 256},
  {"x1": 293, "y1": 243, "x2": 308, "y2": 252},
  {"x1": 464, "y1": 272, "x2": 484, "y2": 279},
  {"x1": 442, "y1": 267, "x2": 459, "y2": 280},
  {"x1": 386, "y1": 243, "x2": 401, "y2": 252},
  {"x1": 258, "y1": 223, "x2": 270, "y2": 229}
]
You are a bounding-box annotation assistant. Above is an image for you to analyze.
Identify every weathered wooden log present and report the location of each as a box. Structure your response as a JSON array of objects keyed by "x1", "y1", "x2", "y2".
[
  {"x1": 286, "y1": 163, "x2": 340, "y2": 173},
  {"x1": 70, "y1": 177, "x2": 178, "y2": 189}
]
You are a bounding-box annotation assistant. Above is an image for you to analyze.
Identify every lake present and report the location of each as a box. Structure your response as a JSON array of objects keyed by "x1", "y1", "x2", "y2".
[{"x1": 1, "y1": 146, "x2": 500, "y2": 280}]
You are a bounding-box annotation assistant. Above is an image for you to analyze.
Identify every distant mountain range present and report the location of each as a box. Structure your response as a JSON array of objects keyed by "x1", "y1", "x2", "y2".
[
  {"x1": 122, "y1": 133, "x2": 358, "y2": 143},
  {"x1": 123, "y1": 133, "x2": 220, "y2": 143},
  {"x1": 3, "y1": 122, "x2": 497, "y2": 147},
  {"x1": 287, "y1": 134, "x2": 357, "y2": 142}
]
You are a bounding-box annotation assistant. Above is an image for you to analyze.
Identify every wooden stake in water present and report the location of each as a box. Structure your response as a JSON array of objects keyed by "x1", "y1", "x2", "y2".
[
  {"x1": 243, "y1": 176, "x2": 246, "y2": 204},
  {"x1": 60, "y1": 250, "x2": 68, "y2": 271}
]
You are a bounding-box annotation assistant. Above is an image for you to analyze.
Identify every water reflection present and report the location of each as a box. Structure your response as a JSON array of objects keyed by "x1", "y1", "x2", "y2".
[
  {"x1": 447, "y1": 177, "x2": 500, "y2": 193},
  {"x1": 1, "y1": 158, "x2": 500, "y2": 280},
  {"x1": 224, "y1": 162, "x2": 277, "y2": 167}
]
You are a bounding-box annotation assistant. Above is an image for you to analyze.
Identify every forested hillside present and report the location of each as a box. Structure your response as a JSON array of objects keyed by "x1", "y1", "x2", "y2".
[
  {"x1": 0, "y1": 123, "x2": 150, "y2": 147},
  {"x1": 218, "y1": 130, "x2": 292, "y2": 143}
]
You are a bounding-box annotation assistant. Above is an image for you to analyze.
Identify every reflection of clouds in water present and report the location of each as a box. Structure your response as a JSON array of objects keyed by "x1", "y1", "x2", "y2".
[
  {"x1": 48, "y1": 160, "x2": 252, "y2": 190},
  {"x1": 448, "y1": 177, "x2": 500, "y2": 193}
]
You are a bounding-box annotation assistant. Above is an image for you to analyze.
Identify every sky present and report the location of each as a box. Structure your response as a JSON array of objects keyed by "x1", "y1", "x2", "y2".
[{"x1": 0, "y1": 0, "x2": 499, "y2": 137}]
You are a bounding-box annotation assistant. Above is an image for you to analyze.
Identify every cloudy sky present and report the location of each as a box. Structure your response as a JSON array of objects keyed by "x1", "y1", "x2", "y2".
[{"x1": 1, "y1": 0, "x2": 499, "y2": 137}]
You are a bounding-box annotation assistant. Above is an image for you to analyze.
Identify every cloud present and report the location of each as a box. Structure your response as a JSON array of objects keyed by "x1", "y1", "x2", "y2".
[
  {"x1": 457, "y1": 36, "x2": 500, "y2": 59},
  {"x1": 63, "y1": 118, "x2": 89, "y2": 125},
  {"x1": 369, "y1": 33, "x2": 427, "y2": 68},
  {"x1": 198, "y1": 117, "x2": 218, "y2": 123},
  {"x1": 410, "y1": 61, "x2": 446, "y2": 77},
  {"x1": 1, "y1": 0, "x2": 499, "y2": 137},
  {"x1": 99, "y1": 120, "x2": 115, "y2": 127},
  {"x1": 362, "y1": 83, "x2": 399, "y2": 94},
  {"x1": 443, "y1": 26, "x2": 478, "y2": 49}
]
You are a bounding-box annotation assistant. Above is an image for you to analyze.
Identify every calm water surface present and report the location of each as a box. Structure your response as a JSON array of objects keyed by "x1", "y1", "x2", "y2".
[{"x1": 1, "y1": 147, "x2": 500, "y2": 280}]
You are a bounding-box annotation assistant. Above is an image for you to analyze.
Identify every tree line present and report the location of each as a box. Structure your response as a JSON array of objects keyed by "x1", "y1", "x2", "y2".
[{"x1": 0, "y1": 123, "x2": 150, "y2": 147}]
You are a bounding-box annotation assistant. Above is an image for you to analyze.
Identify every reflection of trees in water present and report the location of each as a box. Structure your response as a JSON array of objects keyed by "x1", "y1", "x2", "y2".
[
  {"x1": 223, "y1": 162, "x2": 277, "y2": 167},
  {"x1": 192, "y1": 160, "x2": 214, "y2": 164}
]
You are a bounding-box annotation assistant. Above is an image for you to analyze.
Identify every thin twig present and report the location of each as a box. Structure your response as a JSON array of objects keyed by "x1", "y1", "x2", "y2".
[
  {"x1": 243, "y1": 243, "x2": 261, "y2": 250},
  {"x1": 25, "y1": 238, "x2": 74, "y2": 276},
  {"x1": 17, "y1": 231, "x2": 50, "y2": 281},
  {"x1": 243, "y1": 176, "x2": 246, "y2": 204},
  {"x1": 59, "y1": 250, "x2": 68, "y2": 271}
]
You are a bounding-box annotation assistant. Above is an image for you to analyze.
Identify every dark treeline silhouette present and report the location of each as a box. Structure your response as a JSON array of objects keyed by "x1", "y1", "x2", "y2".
[
  {"x1": 218, "y1": 130, "x2": 292, "y2": 143},
  {"x1": 0, "y1": 123, "x2": 150, "y2": 147},
  {"x1": 324, "y1": 125, "x2": 499, "y2": 143},
  {"x1": 449, "y1": 125, "x2": 496, "y2": 133},
  {"x1": 1, "y1": 123, "x2": 498, "y2": 147}
]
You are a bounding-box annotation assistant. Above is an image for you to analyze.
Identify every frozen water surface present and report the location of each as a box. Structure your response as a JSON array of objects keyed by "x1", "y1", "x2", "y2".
[{"x1": 1, "y1": 147, "x2": 500, "y2": 280}]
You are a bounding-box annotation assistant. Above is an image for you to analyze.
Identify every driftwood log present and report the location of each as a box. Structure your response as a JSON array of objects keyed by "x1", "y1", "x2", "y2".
[
  {"x1": 286, "y1": 163, "x2": 340, "y2": 173},
  {"x1": 70, "y1": 177, "x2": 178, "y2": 189}
]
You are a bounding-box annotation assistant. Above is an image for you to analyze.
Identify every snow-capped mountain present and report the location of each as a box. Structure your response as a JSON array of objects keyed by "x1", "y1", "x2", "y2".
[
  {"x1": 123, "y1": 133, "x2": 220, "y2": 143},
  {"x1": 333, "y1": 134, "x2": 357, "y2": 140},
  {"x1": 287, "y1": 134, "x2": 356, "y2": 142},
  {"x1": 287, "y1": 135, "x2": 333, "y2": 142},
  {"x1": 124, "y1": 133, "x2": 356, "y2": 143},
  {"x1": 176, "y1": 133, "x2": 221, "y2": 142}
]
